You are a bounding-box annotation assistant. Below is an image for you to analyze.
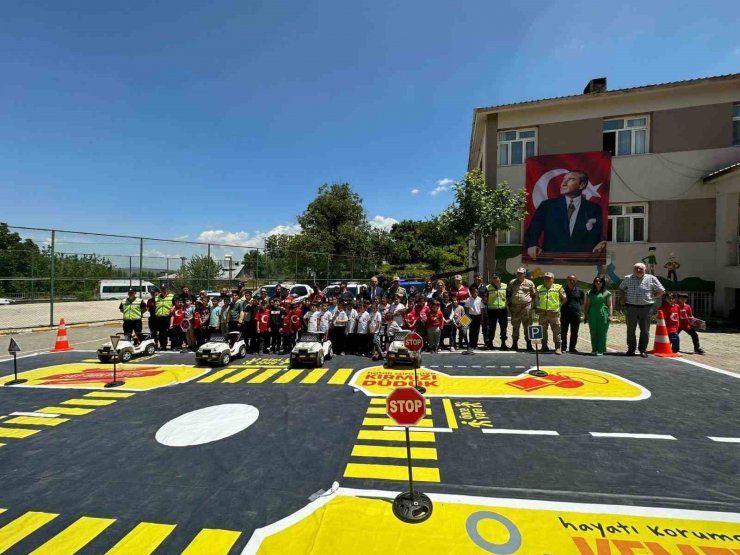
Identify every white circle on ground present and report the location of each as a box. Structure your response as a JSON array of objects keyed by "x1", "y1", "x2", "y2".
[{"x1": 155, "y1": 404, "x2": 259, "y2": 447}]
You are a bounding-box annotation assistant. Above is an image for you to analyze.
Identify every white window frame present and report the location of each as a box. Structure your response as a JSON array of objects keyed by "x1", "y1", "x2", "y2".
[
  {"x1": 607, "y1": 203, "x2": 648, "y2": 243},
  {"x1": 603, "y1": 115, "x2": 650, "y2": 156},
  {"x1": 497, "y1": 221, "x2": 522, "y2": 245},
  {"x1": 497, "y1": 128, "x2": 537, "y2": 166},
  {"x1": 733, "y1": 103, "x2": 740, "y2": 146}
]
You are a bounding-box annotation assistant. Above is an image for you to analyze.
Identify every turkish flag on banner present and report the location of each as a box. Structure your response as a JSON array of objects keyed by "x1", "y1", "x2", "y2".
[{"x1": 522, "y1": 151, "x2": 611, "y2": 266}]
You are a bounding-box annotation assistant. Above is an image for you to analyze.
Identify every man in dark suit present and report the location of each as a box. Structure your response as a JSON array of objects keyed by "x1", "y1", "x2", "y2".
[
  {"x1": 525, "y1": 170, "x2": 606, "y2": 259},
  {"x1": 368, "y1": 276, "x2": 384, "y2": 302}
]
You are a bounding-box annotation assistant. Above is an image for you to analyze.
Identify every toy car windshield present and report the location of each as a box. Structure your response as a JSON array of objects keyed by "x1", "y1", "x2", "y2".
[
  {"x1": 227, "y1": 331, "x2": 242, "y2": 346},
  {"x1": 210, "y1": 334, "x2": 227, "y2": 343},
  {"x1": 118, "y1": 333, "x2": 132, "y2": 341},
  {"x1": 300, "y1": 333, "x2": 322, "y2": 343},
  {"x1": 393, "y1": 331, "x2": 410, "y2": 341}
]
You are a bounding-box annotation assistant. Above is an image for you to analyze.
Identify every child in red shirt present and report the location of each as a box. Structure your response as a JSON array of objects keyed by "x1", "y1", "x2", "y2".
[
  {"x1": 424, "y1": 299, "x2": 444, "y2": 353},
  {"x1": 255, "y1": 301, "x2": 271, "y2": 355},
  {"x1": 660, "y1": 293, "x2": 680, "y2": 353},
  {"x1": 677, "y1": 293, "x2": 705, "y2": 354}
]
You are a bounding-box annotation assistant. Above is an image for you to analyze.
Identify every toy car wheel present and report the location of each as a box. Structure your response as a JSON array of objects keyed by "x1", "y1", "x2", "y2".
[
  {"x1": 120, "y1": 350, "x2": 133, "y2": 363},
  {"x1": 238, "y1": 345, "x2": 247, "y2": 358},
  {"x1": 219, "y1": 352, "x2": 231, "y2": 366},
  {"x1": 316, "y1": 352, "x2": 324, "y2": 367},
  {"x1": 145, "y1": 344, "x2": 156, "y2": 356},
  {"x1": 326, "y1": 346, "x2": 333, "y2": 360},
  {"x1": 98, "y1": 356, "x2": 111, "y2": 364}
]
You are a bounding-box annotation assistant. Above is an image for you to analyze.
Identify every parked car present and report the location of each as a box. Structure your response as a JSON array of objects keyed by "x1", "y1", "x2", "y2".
[
  {"x1": 0, "y1": 298, "x2": 15, "y2": 305},
  {"x1": 289, "y1": 333, "x2": 333, "y2": 368},
  {"x1": 322, "y1": 282, "x2": 368, "y2": 299},
  {"x1": 252, "y1": 283, "x2": 314, "y2": 302},
  {"x1": 97, "y1": 333, "x2": 157, "y2": 363},
  {"x1": 196, "y1": 332, "x2": 247, "y2": 366},
  {"x1": 385, "y1": 330, "x2": 422, "y2": 368}
]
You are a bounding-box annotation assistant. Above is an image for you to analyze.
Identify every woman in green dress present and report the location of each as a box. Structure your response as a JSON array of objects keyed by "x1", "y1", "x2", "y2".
[{"x1": 583, "y1": 276, "x2": 613, "y2": 355}]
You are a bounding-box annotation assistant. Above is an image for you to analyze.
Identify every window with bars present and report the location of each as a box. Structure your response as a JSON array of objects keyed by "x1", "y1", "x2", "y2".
[
  {"x1": 733, "y1": 104, "x2": 740, "y2": 146},
  {"x1": 603, "y1": 116, "x2": 649, "y2": 156},
  {"x1": 497, "y1": 129, "x2": 536, "y2": 166},
  {"x1": 607, "y1": 204, "x2": 647, "y2": 243}
]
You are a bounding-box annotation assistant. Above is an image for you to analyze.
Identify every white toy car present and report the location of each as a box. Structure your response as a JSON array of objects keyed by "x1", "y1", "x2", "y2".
[
  {"x1": 196, "y1": 331, "x2": 247, "y2": 367},
  {"x1": 385, "y1": 330, "x2": 422, "y2": 368},
  {"x1": 97, "y1": 332, "x2": 156, "y2": 363},
  {"x1": 289, "y1": 333, "x2": 333, "y2": 368}
]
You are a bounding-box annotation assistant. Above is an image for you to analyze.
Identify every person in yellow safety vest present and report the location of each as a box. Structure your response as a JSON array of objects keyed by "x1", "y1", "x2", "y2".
[
  {"x1": 484, "y1": 274, "x2": 509, "y2": 350},
  {"x1": 535, "y1": 272, "x2": 567, "y2": 354},
  {"x1": 153, "y1": 285, "x2": 174, "y2": 350},
  {"x1": 119, "y1": 289, "x2": 147, "y2": 337}
]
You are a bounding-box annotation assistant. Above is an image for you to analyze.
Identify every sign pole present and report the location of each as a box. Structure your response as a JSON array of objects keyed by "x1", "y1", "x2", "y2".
[
  {"x1": 5, "y1": 337, "x2": 26, "y2": 386},
  {"x1": 535, "y1": 340, "x2": 540, "y2": 374},
  {"x1": 404, "y1": 426, "x2": 415, "y2": 495},
  {"x1": 105, "y1": 335, "x2": 126, "y2": 388},
  {"x1": 413, "y1": 358, "x2": 425, "y2": 394}
]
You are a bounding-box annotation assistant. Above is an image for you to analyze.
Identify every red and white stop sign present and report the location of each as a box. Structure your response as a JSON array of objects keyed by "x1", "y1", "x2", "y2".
[
  {"x1": 386, "y1": 387, "x2": 426, "y2": 426},
  {"x1": 404, "y1": 331, "x2": 423, "y2": 352}
]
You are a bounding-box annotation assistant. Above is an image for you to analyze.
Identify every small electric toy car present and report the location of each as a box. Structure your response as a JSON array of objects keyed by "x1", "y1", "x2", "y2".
[
  {"x1": 195, "y1": 331, "x2": 247, "y2": 367},
  {"x1": 385, "y1": 330, "x2": 422, "y2": 368},
  {"x1": 97, "y1": 332, "x2": 156, "y2": 363},
  {"x1": 289, "y1": 333, "x2": 333, "y2": 368}
]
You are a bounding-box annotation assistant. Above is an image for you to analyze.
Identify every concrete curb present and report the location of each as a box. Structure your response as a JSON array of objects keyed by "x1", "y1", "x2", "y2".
[{"x1": 0, "y1": 320, "x2": 120, "y2": 336}]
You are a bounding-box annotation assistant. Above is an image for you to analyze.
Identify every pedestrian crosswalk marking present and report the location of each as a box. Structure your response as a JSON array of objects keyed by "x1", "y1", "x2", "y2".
[
  {"x1": 181, "y1": 528, "x2": 242, "y2": 554},
  {"x1": 84, "y1": 391, "x2": 135, "y2": 399},
  {"x1": 61, "y1": 398, "x2": 116, "y2": 407},
  {"x1": 38, "y1": 406, "x2": 93, "y2": 416},
  {"x1": 356, "y1": 430, "x2": 435, "y2": 442},
  {"x1": 300, "y1": 368, "x2": 328, "y2": 384},
  {"x1": 104, "y1": 522, "x2": 176, "y2": 555},
  {"x1": 0, "y1": 511, "x2": 59, "y2": 552},
  {"x1": 222, "y1": 369, "x2": 259, "y2": 383},
  {"x1": 351, "y1": 445, "x2": 438, "y2": 460},
  {"x1": 4, "y1": 416, "x2": 69, "y2": 427},
  {"x1": 197, "y1": 368, "x2": 241, "y2": 383},
  {"x1": 247, "y1": 369, "x2": 282, "y2": 383},
  {"x1": 344, "y1": 463, "x2": 440, "y2": 482},
  {"x1": 29, "y1": 516, "x2": 116, "y2": 554},
  {"x1": 362, "y1": 417, "x2": 433, "y2": 428},
  {"x1": 327, "y1": 368, "x2": 353, "y2": 384},
  {"x1": 273, "y1": 369, "x2": 303, "y2": 384},
  {"x1": 0, "y1": 426, "x2": 41, "y2": 438},
  {"x1": 366, "y1": 406, "x2": 431, "y2": 416}
]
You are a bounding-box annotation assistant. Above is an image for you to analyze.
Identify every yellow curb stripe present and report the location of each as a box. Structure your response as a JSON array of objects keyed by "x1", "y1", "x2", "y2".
[
  {"x1": 61, "y1": 398, "x2": 116, "y2": 406},
  {"x1": 105, "y1": 522, "x2": 176, "y2": 555},
  {"x1": 300, "y1": 368, "x2": 328, "y2": 384},
  {"x1": 181, "y1": 528, "x2": 242, "y2": 555},
  {"x1": 327, "y1": 368, "x2": 353, "y2": 384},
  {"x1": 273, "y1": 370, "x2": 303, "y2": 383},
  {"x1": 442, "y1": 398, "x2": 458, "y2": 430},
  {"x1": 30, "y1": 516, "x2": 116, "y2": 555},
  {"x1": 357, "y1": 430, "x2": 436, "y2": 442},
  {"x1": 343, "y1": 463, "x2": 440, "y2": 482},
  {"x1": 4, "y1": 416, "x2": 69, "y2": 427},
  {"x1": 351, "y1": 445, "x2": 438, "y2": 460},
  {"x1": 0, "y1": 511, "x2": 59, "y2": 552},
  {"x1": 38, "y1": 406, "x2": 94, "y2": 416}
]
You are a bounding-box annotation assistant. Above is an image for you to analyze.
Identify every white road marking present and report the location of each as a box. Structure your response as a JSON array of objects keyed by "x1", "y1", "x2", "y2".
[
  {"x1": 674, "y1": 357, "x2": 739, "y2": 379},
  {"x1": 482, "y1": 429, "x2": 559, "y2": 436},
  {"x1": 501, "y1": 365, "x2": 510, "y2": 368},
  {"x1": 383, "y1": 426, "x2": 454, "y2": 433},
  {"x1": 443, "y1": 365, "x2": 452, "y2": 368},
  {"x1": 472, "y1": 365, "x2": 481, "y2": 368},
  {"x1": 9, "y1": 411, "x2": 62, "y2": 418},
  {"x1": 708, "y1": 436, "x2": 740, "y2": 443},
  {"x1": 589, "y1": 432, "x2": 676, "y2": 440}
]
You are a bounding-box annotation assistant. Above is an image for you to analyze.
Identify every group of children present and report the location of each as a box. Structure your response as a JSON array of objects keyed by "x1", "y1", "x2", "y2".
[{"x1": 660, "y1": 292, "x2": 705, "y2": 355}]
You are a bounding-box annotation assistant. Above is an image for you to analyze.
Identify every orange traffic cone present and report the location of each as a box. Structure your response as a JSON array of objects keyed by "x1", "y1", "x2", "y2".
[
  {"x1": 50, "y1": 318, "x2": 74, "y2": 352},
  {"x1": 649, "y1": 309, "x2": 679, "y2": 358}
]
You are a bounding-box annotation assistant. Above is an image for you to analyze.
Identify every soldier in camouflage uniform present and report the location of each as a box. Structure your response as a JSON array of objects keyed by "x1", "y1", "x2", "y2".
[
  {"x1": 535, "y1": 272, "x2": 567, "y2": 354},
  {"x1": 507, "y1": 267, "x2": 536, "y2": 351}
]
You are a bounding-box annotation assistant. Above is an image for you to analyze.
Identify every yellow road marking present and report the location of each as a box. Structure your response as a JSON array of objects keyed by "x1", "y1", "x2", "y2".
[
  {"x1": 5, "y1": 416, "x2": 69, "y2": 427},
  {"x1": 300, "y1": 368, "x2": 328, "y2": 384},
  {"x1": 362, "y1": 417, "x2": 433, "y2": 427},
  {"x1": 84, "y1": 391, "x2": 135, "y2": 399},
  {"x1": 273, "y1": 370, "x2": 303, "y2": 383},
  {"x1": 357, "y1": 430, "x2": 435, "y2": 442},
  {"x1": 197, "y1": 368, "x2": 241, "y2": 383},
  {"x1": 222, "y1": 369, "x2": 259, "y2": 383},
  {"x1": 38, "y1": 406, "x2": 94, "y2": 416},
  {"x1": 0, "y1": 426, "x2": 41, "y2": 438},
  {"x1": 247, "y1": 369, "x2": 281, "y2": 383},
  {"x1": 343, "y1": 463, "x2": 440, "y2": 482},
  {"x1": 351, "y1": 445, "x2": 438, "y2": 460},
  {"x1": 327, "y1": 368, "x2": 353, "y2": 384},
  {"x1": 369, "y1": 398, "x2": 429, "y2": 406},
  {"x1": 366, "y1": 407, "x2": 431, "y2": 416},
  {"x1": 0, "y1": 511, "x2": 59, "y2": 552},
  {"x1": 30, "y1": 516, "x2": 116, "y2": 555},
  {"x1": 105, "y1": 522, "x2": 176, "y2": 555},
  {"x1": 61, "y1": 399, "x2": 116, "y2": 406},
  {"x1": 442, "y1": 398, "x2": 458, "y2": 429},
  {"x1": 181, "y1": 528, "x2": 242, "y2": 555}
]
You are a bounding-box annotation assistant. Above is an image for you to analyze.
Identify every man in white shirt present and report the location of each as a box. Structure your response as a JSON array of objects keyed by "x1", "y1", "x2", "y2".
[{"x1": 464, "y1": 287, "x2": 484, "y2": 349}]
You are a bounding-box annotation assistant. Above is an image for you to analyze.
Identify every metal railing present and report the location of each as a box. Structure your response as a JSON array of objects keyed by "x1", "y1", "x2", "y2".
[{"x1": 0, "y1": 224, "x2": 379, "y2": 330}]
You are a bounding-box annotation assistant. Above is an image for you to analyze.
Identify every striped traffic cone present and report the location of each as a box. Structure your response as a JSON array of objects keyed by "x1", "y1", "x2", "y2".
[
  {"x1": 50, "y1": 318, "x2": 74, "y2": 352},
  {"x1": 649, "y1": 310, "x2": 679, "y2": 358}
]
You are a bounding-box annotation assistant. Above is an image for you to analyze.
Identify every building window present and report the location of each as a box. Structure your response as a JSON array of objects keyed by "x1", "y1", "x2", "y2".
[
  {"x1": 497, "y1": 129, "x2": 536, "y2": 166},
  {"x1": 603, "y1": 116, "x2": 649, "y2": 156},
  {"x1": 498, "y1": 221, "x2": 522, "y2": 245},
  {"x1": 733, "y1": 104, "x2": 740, "y2": 146},
  {"x1": 607, "y1": 204, "x2": 647, "y2": 243}
]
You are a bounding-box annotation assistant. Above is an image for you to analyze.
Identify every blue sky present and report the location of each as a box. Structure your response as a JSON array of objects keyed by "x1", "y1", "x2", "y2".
[{"x1": 1, "y1": 0, "x2": 738, "y2": 254}]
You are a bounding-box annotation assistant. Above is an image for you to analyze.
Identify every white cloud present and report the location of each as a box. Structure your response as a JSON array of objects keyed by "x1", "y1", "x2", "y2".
[
  {"x1": 430, "y1": 177, "x2": 454, "y2": 196},
  {"x1": 173, "y1": 234, "x2": 189, "y2": 241},
  {"x1": 196, "y1": 223, "x2": 302, "y2": 248},
  {"x1": 410, "y1": 188, "x2": 420, "y2": 195},
  {"x1": 143, "y1": 248, "x2": 183, "y2": 259},
  {"x1": 369, "y1": 215, "x2": 399, "y2": 231},
  {"x1": 437, "y1": 178, "x2": 454, "y2": 187}
]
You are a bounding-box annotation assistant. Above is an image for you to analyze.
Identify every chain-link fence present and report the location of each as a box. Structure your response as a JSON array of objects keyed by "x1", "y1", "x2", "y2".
[{"x1": 0, "y1": 225, "x2": 379, "y2": 330}]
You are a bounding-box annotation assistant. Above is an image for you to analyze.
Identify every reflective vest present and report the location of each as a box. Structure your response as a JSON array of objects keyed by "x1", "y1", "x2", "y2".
[
  {"x1": 122, "y1": 299, "x2": 142, "y2": 320},
  {"x1": 486, "y1": 284, "x2": 507, "y2": 309},
  {"x1": 537, "y1": 284, "x2": 562, "y2": 312},
  {"x1": 155, "y1": 294, "x2": 174, "y2": 317}
]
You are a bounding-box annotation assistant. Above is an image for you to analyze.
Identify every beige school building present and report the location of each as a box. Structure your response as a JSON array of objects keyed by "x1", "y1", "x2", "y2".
[{"x1": 467, "y1": 73, "x2": 740, "y2": 318}]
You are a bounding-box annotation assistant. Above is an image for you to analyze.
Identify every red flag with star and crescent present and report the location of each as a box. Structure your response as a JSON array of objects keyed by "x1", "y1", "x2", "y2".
[{"x1": 522, "y1": 151, "x2": 611, "y2": 265}]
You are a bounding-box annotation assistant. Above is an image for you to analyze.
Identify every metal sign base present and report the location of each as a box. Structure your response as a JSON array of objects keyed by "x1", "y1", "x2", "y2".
[
  {"x1": 5, "y1": 378, "x2": 27, "y2": 386},
  {"x1": 392, "y1": 491, "x2": 433, "y2": 524},
  {"x1": 105, "y1": 380, "x2": 126, "y2": 388}
]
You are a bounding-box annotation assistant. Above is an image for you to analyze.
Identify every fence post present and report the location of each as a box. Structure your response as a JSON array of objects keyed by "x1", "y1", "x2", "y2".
[
  {"x1": 326, "y1": 254, "x2": 330, "y2": 287},
  {"x1": 255, "y1": 248, "x2": 259, "y2": 285},
  {"x1": 50, "y1": 230, "x2": 55, "y2": 326},
  {"x1": 295, "y1": 251, "x2": 298, "y2": 283},
  {"x1": 139, "y1": 238, "x2": 143, "y2": 296},
  {"x1": 129, "y1": 255, "x2": 133, "y2": 289},
  {"x1": 206, "y1": 243, "x2": 211, "y2": 292}
]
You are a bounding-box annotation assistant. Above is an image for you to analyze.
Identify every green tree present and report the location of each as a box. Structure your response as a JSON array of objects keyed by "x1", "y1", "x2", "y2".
[
  {"x1": 0, "y1": 223, "x2": 41, "y2": 297},
  {"x1": 175, "y1": 255, "x2": 223, "y2": 292},
  {"x1": 442, "y1": 169, "x2": 527, "y2": 279}
]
